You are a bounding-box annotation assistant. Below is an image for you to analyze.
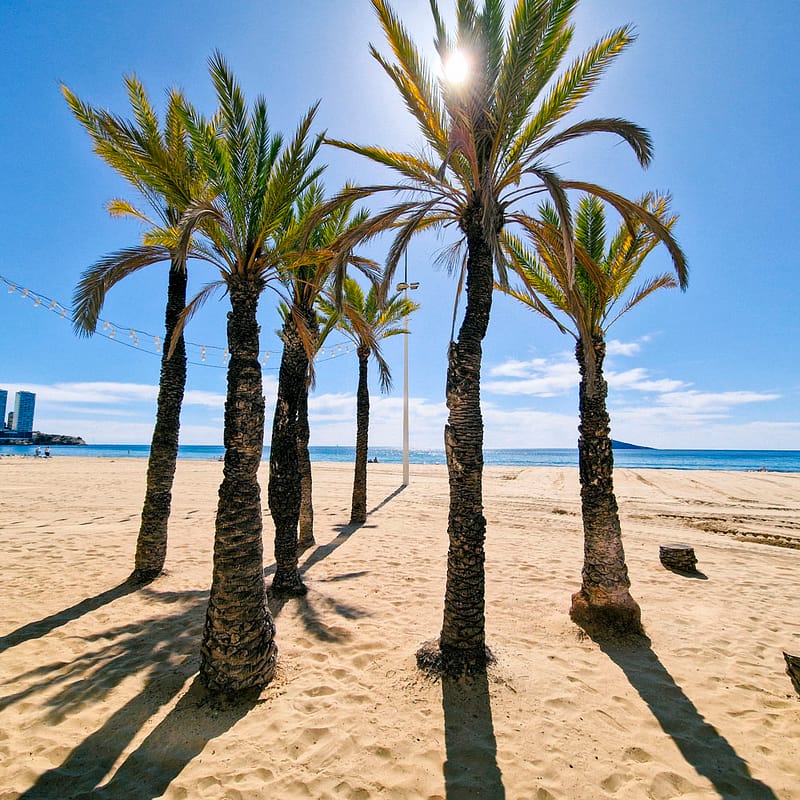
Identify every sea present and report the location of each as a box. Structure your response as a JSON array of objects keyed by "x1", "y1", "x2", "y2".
[{"x1": 2, "y1": 444, "x2": 799, "y2": 472}]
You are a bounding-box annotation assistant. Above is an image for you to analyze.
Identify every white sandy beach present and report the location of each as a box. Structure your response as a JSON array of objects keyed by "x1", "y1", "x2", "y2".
[{"x1": 0, "y1": 456, "x2": 798, "y2": 799}]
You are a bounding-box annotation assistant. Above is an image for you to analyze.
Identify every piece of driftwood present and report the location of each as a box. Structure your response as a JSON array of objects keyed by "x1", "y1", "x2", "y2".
[
  {"x1": 659, "y1": 543, "x2": 698, "y2": 573},
  {"x1": 784, "y1": 651, "x2": 800, "y2": 695}
]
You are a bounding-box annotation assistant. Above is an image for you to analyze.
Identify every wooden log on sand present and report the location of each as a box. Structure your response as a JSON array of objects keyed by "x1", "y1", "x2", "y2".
[
  {"x1": 784, "y1": 651, "x2": 800, "y2": 695},
  {"x1": 659, "y1": 543, "x2": 698, "y2": 573}
]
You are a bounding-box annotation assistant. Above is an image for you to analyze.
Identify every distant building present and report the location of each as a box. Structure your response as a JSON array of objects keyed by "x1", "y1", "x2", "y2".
[
  {"x1": 12, "y1": 391, "x2": 35, "y2": 436},
  {"x1": 0, "y1": 390, "x2": 6, "y2": 430}
]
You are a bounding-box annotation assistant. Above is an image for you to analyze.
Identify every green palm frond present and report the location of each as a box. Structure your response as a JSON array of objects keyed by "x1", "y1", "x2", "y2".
[
  {"x1": 562, "y1": 181, "x2": 687, "y2": 288},
  {"x1": 508, "y1": 25, "x2": 635, "y2": 167},
  {"x1": 371, "y1": 0, "x2": 448, "y2": 154},
  {"x1": 575, "y1": 195, "x2": 605, "y2": 263}
]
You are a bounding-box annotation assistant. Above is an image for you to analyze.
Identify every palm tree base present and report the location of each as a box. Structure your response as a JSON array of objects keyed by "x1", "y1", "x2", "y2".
[
  {"x1": 129, "y1": 567, "x2": 162, "y2": 585},
  {"x1": 296, "y1": 534, "x2": 315, "y2": 555},
  {"x1": 200, "y1": 642, "x2": 278, "y2": 695},
  {"x1": 416, "y1": 639, "x2": 495, "y2": 678},
  {"x1": 270, "y1": 569, "x2": 308, "y2": 598},
  {"x1": 569, "y1": 588, "x2": 644, "y2": 638},
  {"x1": 348, "y1": 514, "x2": 366, "y2": 526}
]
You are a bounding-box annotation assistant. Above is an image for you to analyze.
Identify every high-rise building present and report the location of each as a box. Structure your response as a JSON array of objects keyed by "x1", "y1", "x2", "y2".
[
  {"x1": 13, "y1": 391, "x2": 35, "y2": 435},
  {"x1": 0, "y1": 390, "x2": 7, "y2": 430}
]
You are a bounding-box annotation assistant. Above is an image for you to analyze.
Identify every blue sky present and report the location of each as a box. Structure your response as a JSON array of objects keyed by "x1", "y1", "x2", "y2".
[{"x1": 1, "y1": 0, "x2": 798, "y2": 450}]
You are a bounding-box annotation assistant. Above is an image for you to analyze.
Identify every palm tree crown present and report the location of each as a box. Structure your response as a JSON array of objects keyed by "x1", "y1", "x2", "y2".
[
  {"x1": 504, "y1": 192, "x2": 686, "y2": 343},
  {"x1": 65, "y1": 77, "x2": 203, "y2": 333},
  {"x1": 318, "y1": 277, "x2": 418, "y2": 391},
  {"x1": 322, "y1": 0, "x2": 675, "y2": 287}
]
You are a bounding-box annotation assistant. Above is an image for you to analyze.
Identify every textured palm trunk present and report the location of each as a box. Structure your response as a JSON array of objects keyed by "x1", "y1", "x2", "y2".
[
  {"x1": 296, "y1": 380, "x2": 315, "y2": 551},
  {"x1": 268, "y1": 317, "x2": 307, "y2": 596},
  {"x1": 131, "y1": 260, "x2": 187, "y2": 583},
  {"x1": 200, "y1": 280, "x2": 277, "y2": 693},
  {"x1": 570, "y1": 335, "x2": 644, "y2": 636},
  {"x1": 419, "y1": 200, "x2": 493, "y2": 677},
  {"x1": 350, "y1": 347, "x2": 370, "y2": 525}
]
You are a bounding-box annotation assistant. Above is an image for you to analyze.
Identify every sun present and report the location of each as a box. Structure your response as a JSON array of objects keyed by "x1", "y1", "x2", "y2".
[{"x1": 442, "y1": 49, "x2": 470, "y2": 86}]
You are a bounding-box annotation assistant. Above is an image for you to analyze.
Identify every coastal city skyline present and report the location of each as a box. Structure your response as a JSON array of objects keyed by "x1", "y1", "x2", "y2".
[{"x1": 1, "y1": 1, "x2": 798, "y2": 450}]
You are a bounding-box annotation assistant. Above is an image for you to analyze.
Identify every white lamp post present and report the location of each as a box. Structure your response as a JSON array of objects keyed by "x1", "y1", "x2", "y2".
[{"x1": 396, "y1": 254, "x2": 419, "y2": 486}]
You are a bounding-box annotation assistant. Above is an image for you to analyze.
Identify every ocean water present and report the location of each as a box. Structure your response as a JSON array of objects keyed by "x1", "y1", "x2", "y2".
[{"x1": 2, "y1": 444, "x2": 799, "y2": 472}]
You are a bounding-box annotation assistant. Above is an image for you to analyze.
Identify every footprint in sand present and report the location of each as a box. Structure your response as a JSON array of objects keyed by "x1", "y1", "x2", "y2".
[
  {"x1": 648, "y1": 770, "x2": 702, "y2": 800},
  {"x1": 623, "y1": 746, "x2": 652, "y2": 763},
  {"x1": 600, "y1": 772, "x2": 633, "y2": 793}
]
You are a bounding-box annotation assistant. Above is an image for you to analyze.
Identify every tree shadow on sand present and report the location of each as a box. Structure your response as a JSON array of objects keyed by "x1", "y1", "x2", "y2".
[
  {"x1": 10, "y1": 514, "x2": 378, "y2": 799},
  {"x1": 440, "y1": 673, "x2": 505, "y2": 800},
  {"x1": 0, "y1": 578, "x2": 140, "y2": 654},
  {"x1": 593, "y1": 635, "x2": 777, "y2": 799},
  {"x1": 11, "y1": 590, "x2": 208, "y2": 799}
]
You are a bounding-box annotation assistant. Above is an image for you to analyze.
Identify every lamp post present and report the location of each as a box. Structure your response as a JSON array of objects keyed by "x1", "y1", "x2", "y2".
[{"x1": 396, "y1": 254, "x2": 419, "y2": 486}]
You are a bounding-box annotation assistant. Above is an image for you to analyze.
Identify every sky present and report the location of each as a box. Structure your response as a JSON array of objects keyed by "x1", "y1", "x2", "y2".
[{"x1": 1, "y1": 0, "x2": 798, "y2": 451}]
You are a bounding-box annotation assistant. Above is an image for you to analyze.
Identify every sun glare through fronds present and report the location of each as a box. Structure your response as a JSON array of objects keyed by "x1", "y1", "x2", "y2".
[{"x1": 442, "y1": 49, "x2": 469, "y2": 85}]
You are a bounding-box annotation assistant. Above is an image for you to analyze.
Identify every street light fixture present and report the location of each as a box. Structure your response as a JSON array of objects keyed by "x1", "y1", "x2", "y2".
[{"x1": 396, "y1": 254, "x2": 419, "y2": 486}]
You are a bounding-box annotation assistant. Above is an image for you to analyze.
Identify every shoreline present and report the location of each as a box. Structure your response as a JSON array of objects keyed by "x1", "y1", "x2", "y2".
[{"x1": 1, "y1": 458, "x2": 798, "y2": 798}]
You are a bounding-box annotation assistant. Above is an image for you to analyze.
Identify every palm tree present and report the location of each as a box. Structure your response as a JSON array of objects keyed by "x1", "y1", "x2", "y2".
[
  {"x1": 268, "y1": 187, "x2": 373, "y2": 596},
  {"x1": 317, "y1": 0, "x2": 681, "y2": 675},
  {"x1": 502, "y1": 193, "x2": 686, "y2": 635},
  {"x1": 318, "y1": 279, "x2": 419, "y2": 525},
  {"x1": 177, "y1": 53, "x2": 324, "y2": 693},
  {"x1": 64, "y1": 78, "x2": 201, "y2": 584}
]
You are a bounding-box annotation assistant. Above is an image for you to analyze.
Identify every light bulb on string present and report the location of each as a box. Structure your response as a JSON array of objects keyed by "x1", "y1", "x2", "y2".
[
  {"x1": 49, "y1": 300, "x2": 56, "y2": 310},
  {"x1": 201, "y1": 346, "x2": 207, "y2": 362},
  {"x1": 223, "y1": 348, "x2": 229, "y2": 364},
  {"x1": 103, "y1": 321, "x2": 110, "y2": 330},
  {"x1": 33, "y1": 297, "x2": 41, "y2": 307},
  {"x1": 7, "y1": 285, "x2": 15, "y2": 293},
  {"x1": 60, "y1": 309, "x2": 66, "y2": 318},
  {"x1": 109, "y1": 328, "x2": 116, "y2": 338},
  {"x1": 133, "y1": 336, "x2": 139, "y2": 346},
  {"x1": 21, "y1": 289, "x2": 28, "y2": 298}
]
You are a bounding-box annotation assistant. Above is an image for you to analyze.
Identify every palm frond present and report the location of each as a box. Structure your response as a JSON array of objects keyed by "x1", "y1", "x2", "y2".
[
  {"x1": 169, "y1": 280, "x2": 226, "y2": 356},
  {"x1": 72, "y1": 245, "x2": 171, "y2": 336}
]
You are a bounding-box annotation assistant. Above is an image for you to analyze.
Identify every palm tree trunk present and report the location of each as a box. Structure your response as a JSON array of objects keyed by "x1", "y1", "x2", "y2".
[
  {"x1": 350, "y1": 346, "x2": 370, "y2": 524},
  {"x1": 200, "y1": 280, "x2": 277, "y2": 693},
  {"x1": 296, "y1": 380, "x2": 315, "y2": 551},
  {"x1": 131, "y1": 260, "x2": 187, "y2": 584},
  {"x1": 419, "y1": 200, "x2": 493, "y2": 677},
  {"x1": 268, "y1": 317, "x2": 307, "y2": 596},
  {"x1": 570, "y1": 335, "x2": 643, "y2": 636}
]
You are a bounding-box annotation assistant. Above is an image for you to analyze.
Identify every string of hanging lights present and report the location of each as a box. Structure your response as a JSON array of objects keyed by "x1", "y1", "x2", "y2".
[{"x1": 1, "y1": 273, "x2": 354, "y2": 369}]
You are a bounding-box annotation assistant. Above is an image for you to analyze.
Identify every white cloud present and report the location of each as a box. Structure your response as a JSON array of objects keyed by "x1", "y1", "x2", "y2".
[
  {"x1": 183, "y1": 389, "x2": 227, "y2": 408},
  {"x1": 481, "y1": 404, "x2": 578, "y2": 448},
  {"x1": 484, "y1": 357, "x2": 578, "y2": 397},
  {"x1": 655, "y1": 390, "x2": 780, "y2": 412},
  {"x1": 606, "y1": 339, "x2": 642, "y2": 357},
  {"x1": 606, "y1": 368, "x2": 688, "y2": 393}
]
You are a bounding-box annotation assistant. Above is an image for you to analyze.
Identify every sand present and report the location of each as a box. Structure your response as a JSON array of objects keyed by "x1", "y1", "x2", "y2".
[{"x1": 0, "y1": 456, "x2": 798, "y2": 799}]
